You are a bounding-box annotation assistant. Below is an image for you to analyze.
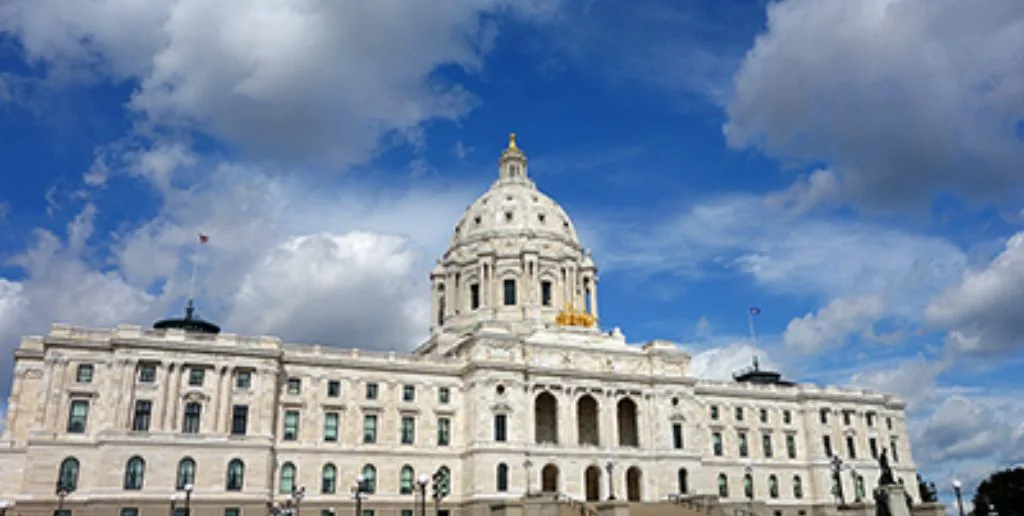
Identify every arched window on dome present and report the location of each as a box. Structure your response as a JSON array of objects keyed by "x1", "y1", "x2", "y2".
[{"x1": 503, "y1": 279, "x2": 516, "y2": 306}]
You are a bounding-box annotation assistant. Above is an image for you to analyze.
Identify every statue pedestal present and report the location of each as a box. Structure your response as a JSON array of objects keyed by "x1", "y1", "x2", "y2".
[
  {"x1": 875, "y1": 484, "x2": 911, "y2": 516},
  {"x1": 837, "y1": 501, "x2": 873, "y2": 516}
]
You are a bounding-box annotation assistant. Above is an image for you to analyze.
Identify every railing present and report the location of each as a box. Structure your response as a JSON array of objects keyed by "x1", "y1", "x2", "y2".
[{"x1": 554, "y1": 493, "x2": 597, "y2": 516}]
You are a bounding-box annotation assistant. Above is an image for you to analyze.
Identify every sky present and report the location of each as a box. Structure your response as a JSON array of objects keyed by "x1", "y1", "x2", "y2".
[{"x1": 0, "y1": 0, "x2": 1023, "y2": 511}]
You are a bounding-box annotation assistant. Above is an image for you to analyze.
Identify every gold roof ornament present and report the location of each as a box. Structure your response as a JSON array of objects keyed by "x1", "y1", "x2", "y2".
[
  {"x1": 508, "y1": 132, "x2": 517, "y2": 149},
  {"x1": 555, "y1": 303, "x2": 597, "y2": 328}
]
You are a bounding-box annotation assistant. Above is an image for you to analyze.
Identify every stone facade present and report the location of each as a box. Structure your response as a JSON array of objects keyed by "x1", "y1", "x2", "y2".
[{"x1": 0, "y1": 135, "x2": 920, "y2": 516}]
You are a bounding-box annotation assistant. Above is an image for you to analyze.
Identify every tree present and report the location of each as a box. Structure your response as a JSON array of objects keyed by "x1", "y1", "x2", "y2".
[
  {"x1": 971, "y1": 466, "x2": 1024, "y2": 515},
  {"x1": 917, "y1": 473, "x2": 939, "y2": 503}
]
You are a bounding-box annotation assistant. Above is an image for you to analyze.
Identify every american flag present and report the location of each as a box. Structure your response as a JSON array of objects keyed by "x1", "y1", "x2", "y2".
[
  {"x1": 749, "y1": 307, "x2": 761, "y2": 316},
  {"x1": 198, "y1": 232, "x2": 209, "y2": 244}
]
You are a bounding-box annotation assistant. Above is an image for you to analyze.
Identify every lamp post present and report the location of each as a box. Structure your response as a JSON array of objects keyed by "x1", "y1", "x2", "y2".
[
  {"x1": 352, "y1": 475, "x2": 367, "y2": 516},
  {"x1": 951, "y1": 480, "x2": 964, "y2": 516},
  {"x1": 290, "y1": 486, "x2": 306, "y2": 516},
  {"x1": 605, "y1": 462, "x2": 615, "y2": 501},
  {"x1": 830, "y1": 454, "x2": 846, "y2": 506},
  {"x1": 431, "y1": 468, "x2": 450, "y2": 516},
  {"x1": 171, "y1": 494, "x2": 181, "y2": 516},
  {"x1": 55, "y1": 479, "x2": 70, "y2": 514},
  {"x1": 416, "y1": 474, "x2": 430, "y2": 516},
  {"x1": 0, "y1": 500, "x2": 10, "y2": 516},
  {"x1": 183, "y1": 483, "x2": 194, "y2": 516}
]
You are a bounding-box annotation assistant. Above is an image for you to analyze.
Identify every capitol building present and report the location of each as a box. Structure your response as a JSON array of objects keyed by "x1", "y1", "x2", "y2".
[{"x1": 0, "y1": 136, "x2": 924, "y2": 516}]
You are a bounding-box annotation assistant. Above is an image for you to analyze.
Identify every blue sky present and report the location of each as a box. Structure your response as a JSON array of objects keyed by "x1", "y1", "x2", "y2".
[{"x1": 1, "y1": 0, "x2": 1023, "y2": 511}]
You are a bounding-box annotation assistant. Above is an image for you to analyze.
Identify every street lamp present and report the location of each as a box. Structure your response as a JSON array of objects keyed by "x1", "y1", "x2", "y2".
[
  {"x1": 170, "y1": 494, "x2": 181, "y2": 516},
  {"x1": 605, "y1": 462, "x2": 615, "y2": 501},
  {"x1": 0, "y1": 499, "x2": 10, "y2": 516},
  {"x1": 830, "y1": 454, "x2": 846, "y2": 506},
  {"x1": 183, "y1": 483, "x2": 194, "y2": 516},
  {"x1": 55, "y1": 478, "x2": 71, "y2": 513},
  {"x1": 416, "y1": 474, "x2": 430, "y2": 516},
  {"x1": 353, "y1": 475, "x2": 368, "y2": 516},
  {"x1": 951, "y1": 480, "x2": 964, "y2": 516}
]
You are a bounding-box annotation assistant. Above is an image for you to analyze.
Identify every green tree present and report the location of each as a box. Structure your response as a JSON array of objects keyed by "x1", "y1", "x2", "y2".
[
  {"x1": 971, "y1": 466, "x2": 1024, "y2": 515},
  {"x1": 916, "y1": 473, "x2": 939, "y2": 503}
]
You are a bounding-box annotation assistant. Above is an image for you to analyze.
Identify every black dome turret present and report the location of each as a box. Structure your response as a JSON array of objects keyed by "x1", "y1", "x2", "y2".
[{"x1": 153, "y1": 300, "x2": 221, "y2": 334}]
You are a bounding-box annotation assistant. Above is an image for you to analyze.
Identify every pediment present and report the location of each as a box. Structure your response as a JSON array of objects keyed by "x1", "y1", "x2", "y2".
[
  {"x1": 182, "y1": 390, "x2": 209, "y2": 403},
  {"x1": 491, "y1": 402, "x2": 514, "y2": 413}
]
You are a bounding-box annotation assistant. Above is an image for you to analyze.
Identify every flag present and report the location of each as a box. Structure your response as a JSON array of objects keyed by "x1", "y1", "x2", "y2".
[
  {"x1": 198, "y1": 232, "x2": 209, "y2": 244},
  {"x1": 749, "y1": 307, "x2": 761, "y2": 316}
]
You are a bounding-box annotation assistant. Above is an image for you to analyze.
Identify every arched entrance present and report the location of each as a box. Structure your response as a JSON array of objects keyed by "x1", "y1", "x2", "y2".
[
  {"x1": 626, "y1": 467, "x2": 642, "y2": 502},
  {"x1": 577, "y1": 395, "x2": 599, "y2": 445},
  {"x1": 541, "y1": 464, "x2": 559, "y2": 493},
  {"x1": 535, "y1": 392, "x2": 558, "y2": 444},
  {"x1": 617, "y1": 398, "x2": 639, "y2": 446},
  {"x1": 585, "y1": 465, "x2": 602, "y2": 501}
]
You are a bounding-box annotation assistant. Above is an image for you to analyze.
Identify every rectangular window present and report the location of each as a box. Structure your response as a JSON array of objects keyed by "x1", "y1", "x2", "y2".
[
  {"x1": 67, "y1": 400, "x2": 89, "y2": 433},
  {"x1": 541, "y1": 280, "x2": 553, "y2": 306},
  {"x1": 762, "y1": 434, "x2": 773, "y2": 458},
  {"x1": 363, "y1": 414, "x2": 378, "y2": 444},
  {"x1": 886, "y1": 417, "x2": 893, "y2": 430},
  {"x1": 735, "y1": 407, "x2": 744, "y2": 421},
  {"x1": 869, "y1": 437, "x2": 879, "y2": 459},
  {"x1": 224, "y1": 509, "x2": 240, "y2": 516},
  {"x1": 55, "y1": 510, "x2": 71, "y2": 516},
  {"x1": 470, "y1": 284, "x2": 480, "y2": 310},
  {"x1": 672, "y1": 423, "x2": 683, "y2": 449},
  {"x1": 232, "y1": 405, "x2": 248, "y2": 436},
  {"x1": 361, "y1": 511, "x2": 374, "y2": 516},
  {"x1": 76, "y1": 364, "x2": 93, "y2": 383},
  {"x1": 401, "y1": 511, "x2": 414, "y2": 516},
  {"x1": 866, "y1": 412, "x2": 875, "y2": 427},
  {"x1": 760, "y1": 409, "x2": 768, "y2": 423},
  {"x1": 182, "y1": 402, "x2": 202, "y2": 434},
  {"x1": 786, "y1": 434, "x2": 797, "y2": 459},
  {"x1": 235, "y1": 370, "x2": 252, "y2": 389},
  {"x1": 503, "y1": 279, "x2": 516, "y2": 306},
  {"x1": 138, "y1": 364, "x2": 156, "y2": 383},
  {"x1": 283, "y1": 410, "x2": 299, "y2": 441},
  {"x1": 738, "y1": 432, "x2": 748, "y2": 457},
  {"x1": 437, "y1": 417, "x2": 451, "y2": 446},
  {"x1": 710, "y1": 405, "x2": 719, "y2": 420},
  {"x1": 494, "y1": 414, "x2": 507, "y2": 442},
  {"x1": 327, "y1": 380, "x2": 341, "y2": 397},
  {"x1": 188, "y1": 367, "x2": 205, "y2": 387},
  {"x1": 438, "y1": 387, "x2": 450, "y2": 404},
  {"x1": 401, "y1": 416, "x2": 416, "y2": 444},
  {"x1": 846, "y1": 436, "x2": 857, "y2": 459},
  {"x1": 324, "y1": 412, "x2": 339, "y2": 442},
  {"x1": 286, "y1": 378, "x2": 301, "y2": 395},
  {"x1": 820, "y1": 408, "x2": 829, "y2": 424},
  {"x1": 712, "y1": 432, "x2": 723, "y2": 456},
  {"x1": 121, "y1": 508, "x2": 139, "y2": 516},
  {"x1": 783, "y1": 410, "x2": 792, "y2": 424},
  {"x1": 132, "y1": 400, "x2": 152, "y2": 432},
  {"x1": 843, "y1": 411, "x2": 852, "y2": 426},
  {"x1": 890, "y1": 439, "x2": 899, "y2": 462},
  {"x1": 402, "y1": 385, "x2": 415, "y2": 402},
  {"x1": 823, "y1": 435, "x2": 833, "y2": 457},
  {"x1": 366, "y1": 382, "x2": 379, "y2": 400}
]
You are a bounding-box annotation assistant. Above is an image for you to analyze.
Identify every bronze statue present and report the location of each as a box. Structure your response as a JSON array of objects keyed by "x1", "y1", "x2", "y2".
[{"x1": 877, "y1": 448, "x2": 896, "y2": 486}]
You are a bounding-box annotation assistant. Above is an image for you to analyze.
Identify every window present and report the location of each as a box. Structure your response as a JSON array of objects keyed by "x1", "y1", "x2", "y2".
[
  {"x1": 768, "y1": 475, "x2": 779, "y2": 499},
  {"x1": 121, "y1": 508, "x2": 139, "y2": 516},
  {"x1": 235, "y1": 371, "x2": 252, "y2": 389},
  {"x1": 321, "y1": 463, "x2": 337, "y2": 494},
  {"x1": 327, "y1": 380, "x2": 341, "y2": 397},
  {"x1": 672, "y1": 423, "x2": 683, "y2": 449},
  {"x1": 710, "y1": 405, "x2": 719, "y2": 420},
  {"x1": 735, "y1": 407, "x2": 744, "y2": 421},
  {"x1": 188, "y1": 368, "x2": 205, "y2": 387},
  {"x1": 402, "y1": 385, "x2": 415, "y2": 402},
  {"x1": 494, "y1": 414, "x2": 507, "y2": 442},
  {"x1": 820, "y1": 408, "x2": 829, "y2": 424},
  {"x1": 366, "y1": 382, "x2": 378, "y2": 400},
  {"x1": 286, "y1": 378, "x2": 301, "y2": 395},
  {"x1": 279, "y1": 463, "x2": 296, "y2": 494},
  {"x1": 793, "y1": 475, "x2": 803, "y2": 499},
  {"x1": 866, "y1": 412, "x2": 875, "y2": 427},
  {"x1": 400, "y1": 416, "x2": 415, "y2": 444},
  {"x1": 497, "y1": 463, "x2": 509, "y2": 492},
  {"x1": 503, "y1": 279, "x2": 516, "y2": 305},
  {"x1": 58, "y1": 457, "x2": 80, "y2": 492},
  {"x1": 400, "y1": 465, "x2": 415, "y2": 494},
  {"x1": 226, "y1": 459, "x2": 245, "y2": 491},
  {"x1": 886, "y1": 417, "x2": 893, "y2": 430},
  {"x1": 363, "y1": 415, "x2": 378, "y2": 443},
  {"x1": 470, "y1": 284, "x2": 480, "y2": 310},
  {"x1": 869, "y1": 437, "x2": 879, "y2": 459},
  {"x1": 176, "y1": 458, "x2": 196, "y2": 490},
  {"x1": 75, "y1": 364, "x2": 93, "y2": 383},
  {"x1": 362, "y1": 464, "x2": 377, "y2": 494},
  {"x1": 438, "y1": 387, "x2": 451, "y2": 404},
  {"x1": 717, "y1": 473, "x2": 728, "y2": 498},
  {"x1": 760, "y1": 409, "x2": 768, "y2": 423},
  {"x1": 400, "y1": 511, "x2": 413, "y2": 516},
  {"x1": 540, "y1": 281, "x2": 552, "y2": 306},
  {"x1": 138, "y1": 364, "x2": 156, "y2": 383},
  {"x1": 786, "y1": 434, "x2": 797, "y2": 459},
  {"x1": 224, "y1": 509, "x2": 240, "y2": 516},
  {"x1": 762, "y1": 433, "x2": 773, "y2": 458},
  {"x1": 843, "y1": 411, "x2": 852, "y2": 426},
  {"x1": 124, "y1": 456, "x2": 145, "y2": 490},
  {"x1": 743, "y1": 474, "x2": 753, "y2": 499},
  {"x1": 677, "y1": 468, "x2": 688, "y2": 494},
  {"x1": 846, "y1": 435, "x2": 857, "y2": 459},
  {"x1": 712, "y1": 432, "x2": 723, "y2": 456},
  {"x1": 437, "y1": 417, "x2": 451, "y2": 446},
  {"x1": 182, "y1": 402, "x2": 202, "y2": 433},
  {"x1": 132, "y1": 400, "x2": 152, "y2": 432},
  {"x1": 283, "y1": 411, "x2": 299, "y2": 441},
  {"x1": 231, "y1": 405, "x2": 248, "y2": 436},
  {"x1": 823, "y1": 435, "x2": 833, "y2": 457},
  {"x1": 324, "y1": 412, "x2": 339, "y2": 442},
  {"x1": 890, "y1": 439, "x2": 899, "y2": 462},
  {"x1": 738, "y1": 432, "x2": 749, "y2": 457},
  {"x1": 783, "y1": 410, "x2": 792, "y2": 424},
  {"x1": 67, "y1": 400, "x2": 89, "y2": 433}
]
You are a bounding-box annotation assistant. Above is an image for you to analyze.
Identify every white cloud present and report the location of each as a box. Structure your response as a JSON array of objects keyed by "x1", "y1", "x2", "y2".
[
  {"x1": 1, "y1": 0, "x2": 560, "y2": 164},
  {"x1": 688, "y1": 340, "x2": 779, "y2": 381},
  {"x1": 849, "y1": 354, "x2": 949, "y2": 412},
  {"x1": 726, "y1": 0, "x2": 1024, "y2": 208},
  {"x1": 783, "y1": 294, "x2": 886, "y2": 353}
]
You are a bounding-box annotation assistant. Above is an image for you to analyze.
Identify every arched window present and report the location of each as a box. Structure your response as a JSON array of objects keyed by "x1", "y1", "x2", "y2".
[
  {"x1": 496, "y1": 463, "x2": 509, "y2": 492},
  {"x1": 677, "y1": 468, "x2": 688, "y2": 494},
  {"x1": 58, "y1": 457, "x2": 80, "y2": 492},
  {"x1": 400, "y1": 465, "x2": 414, "y2": 495},
  {"x1": 279, "y1": 462, "x2": 296, "y2": 494},
  {"x1": 438, "y1": 466, "x2": 452, "y2": 497},
  {"x1": 362, "y1": 464, "x2": 377, "y2": 494},
  {"x1": 124, "y1": 456, "x2": 145, "y2": 490},
  {"x1": 226, "y1": 459, "x2": 245, "y2": 491},
  {"x1": 717, "y1": 473, "x2": 729, "y2": 498},
  {"x1": 793, "y1": 475, "x2": 803, "y2": 499},
  {"x1": 176, "y1": 457, "x2": 196, "y2": 490},
  {"x1": 768, "y1": 474, "x2": 779, "y2": 499},
  {"x1": 321, "y1": 463, "x2": 337, "y2": 494},
  {"x1": 743, "y1": 474, "x2": 753, "y2": 499}
]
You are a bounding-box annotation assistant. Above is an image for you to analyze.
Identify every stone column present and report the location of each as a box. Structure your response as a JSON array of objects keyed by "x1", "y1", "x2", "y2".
[
  {"x1": 218, "y1": 367, "x2": 232, "y2": 433},
  {"x1": 561, "y1": 390, "x2": 575, "y2": 446},
  {"x1": 37, "y1": 358, "x2": 56, "y2": 429},
  {"x1": 114, "y1": 358, "x2": 134, "y2": 428},
  {"x1": 159, "y1": 362, "x2": 175, "y2": 430},
  {"x1": 601, "y1": 391, "x2": 617, "y2": 448},
  {"x1": 258, "y1": 367, "x2": 279, "y2": 437},
  {"x1": 589, "y1": 277, "x2": 599, "y2": 319}
]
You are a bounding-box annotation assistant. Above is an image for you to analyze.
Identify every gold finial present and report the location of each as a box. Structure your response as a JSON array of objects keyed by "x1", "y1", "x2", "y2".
[
  {"x1": 556, "y1": 303, "x2": 598, "y2": 328},
  {"x1": 508, "y1": 132, "x2": 517, "y2": 149}
]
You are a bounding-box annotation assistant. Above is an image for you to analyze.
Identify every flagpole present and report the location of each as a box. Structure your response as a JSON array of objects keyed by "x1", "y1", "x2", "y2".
[
  {"x1": 748, "y1": 308, "x2": 759, "y2": 348},
  {"x1": 188, "y1": 232, "x2": 206, "y2": 305}
]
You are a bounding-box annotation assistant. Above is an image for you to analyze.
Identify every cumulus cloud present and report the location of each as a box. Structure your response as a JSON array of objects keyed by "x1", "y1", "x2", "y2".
[
  {"x1": 688, "y1": 340, "x2": 779, "y2": 381},
  {"x1": 918, "y1": 395, "x2": 1023, "y2": 464},
  {"x1": 849, "y1": 354, "x2": 950, "y2": 412},
  {"x1": 0, "y1": 0, "x2": 560, "y2": 164},
  {"x1": 783, "y1": 294, "x2": 886, "y2": 353},
  {"x1": 726, "y1": 0, "x2": 1024, "y2": 209}
]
